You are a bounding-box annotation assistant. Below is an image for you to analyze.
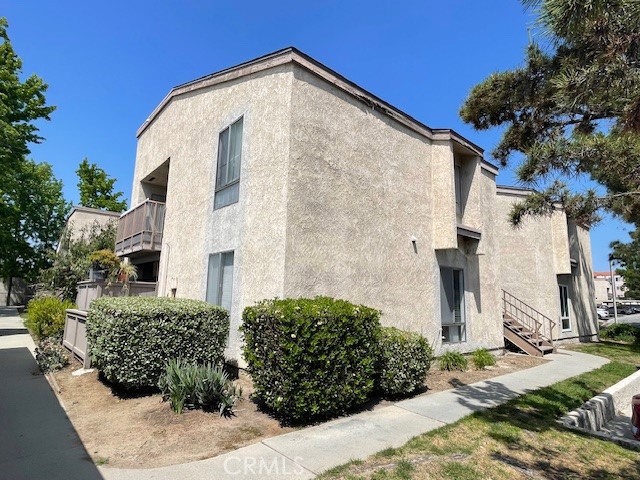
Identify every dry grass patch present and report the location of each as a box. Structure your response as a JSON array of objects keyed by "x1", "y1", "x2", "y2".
[
  {"x1": 52, "y1": 352, "x2": 545, "y2": 469},
  {"x1": 53, "y1": 364, "x2": 293, "y2": 468}
]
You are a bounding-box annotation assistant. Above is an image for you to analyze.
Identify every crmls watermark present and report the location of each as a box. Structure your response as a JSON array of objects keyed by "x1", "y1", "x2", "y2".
[{"x1": 223, "y1": 455, "x2": 306, "y2": 476}]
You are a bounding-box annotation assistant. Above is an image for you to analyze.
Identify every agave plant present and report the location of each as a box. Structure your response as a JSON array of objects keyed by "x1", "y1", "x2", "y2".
[{"x1": 158, "y1": 358, "x2": 242, "y2": 415}]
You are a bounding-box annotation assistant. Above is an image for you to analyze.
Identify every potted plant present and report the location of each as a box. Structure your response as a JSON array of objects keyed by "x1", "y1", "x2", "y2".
[{"x1": 88, "y1": 249, "x2": 121, "y2": 282}]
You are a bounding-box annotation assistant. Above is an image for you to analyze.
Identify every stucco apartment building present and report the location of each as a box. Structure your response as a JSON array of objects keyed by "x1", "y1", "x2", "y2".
[
  {"x1": 593, "y1": 271, "x2": 627, "y2": 304},
  {"x1": 115, "y1": 48, "x2": 598, "y2": 363},
  {"x1": 59, "y1": 206, "x2": 120, "y2": 250}
]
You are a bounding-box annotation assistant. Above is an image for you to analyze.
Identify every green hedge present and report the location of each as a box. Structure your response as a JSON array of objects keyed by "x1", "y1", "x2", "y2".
[
  {"x1": 87, "y1": 297, "x2": 229, "y2": 389},
  {"x1": 376, "y1": 327, "x2": 433, "y2": 396},
  {"x1": 25, "y1": 296, "x2": 75, "y2": 340},
  {"x1": 241, "y1": 297, "x2": 381, "y2": 423},
  {"x1": 600, "y1": 323, "x2": 640, "y2": 343}
]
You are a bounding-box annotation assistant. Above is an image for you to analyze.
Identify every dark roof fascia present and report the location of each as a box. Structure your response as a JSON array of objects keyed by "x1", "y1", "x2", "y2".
[
  {"x1": 496, "y1": 185, "x2": 536, "y2": 197},
  {"x1": 65, "y1": 205, "x2": 121, "y2": 222},
  {"x1": 457, "y1": 225, "x2": 482, "y2": 241},
  {"x1": 136, "y1": 47, "x2": 484, "y2": 156}
]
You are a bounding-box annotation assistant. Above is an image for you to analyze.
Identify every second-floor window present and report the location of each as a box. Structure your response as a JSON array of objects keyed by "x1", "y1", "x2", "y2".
[
  {"x1": 214, "y1": 117, "x2": 243, "y2": 210},
  {"x1": 454, "y1": 163, "x2": 463, "y2": 216}
]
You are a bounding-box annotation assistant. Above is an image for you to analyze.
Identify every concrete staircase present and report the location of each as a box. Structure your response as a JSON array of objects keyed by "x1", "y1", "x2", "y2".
[{"x1": 503, "y1": 290, "x2": 556, "y2": 357}]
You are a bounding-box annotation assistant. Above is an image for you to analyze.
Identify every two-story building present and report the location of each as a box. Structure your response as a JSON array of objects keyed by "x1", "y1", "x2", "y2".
[{"x1": 115, "y1": 48, "x2": 598, "y2": 364}]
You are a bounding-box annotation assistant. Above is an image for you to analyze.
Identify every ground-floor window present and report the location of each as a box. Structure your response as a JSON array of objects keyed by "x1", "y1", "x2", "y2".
[
  {"x1": 440, "y1": 267, "x2": 466, "y2": 343},
  {"x1": 206, "y1": 251, "x2": 234, "y2": 311},
  {"x1": 559, "y1": 284, "x2": 571, "y2": 331}
]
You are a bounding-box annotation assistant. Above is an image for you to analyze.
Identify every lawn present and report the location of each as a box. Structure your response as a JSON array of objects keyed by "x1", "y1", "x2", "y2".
[{"x1": 320, "y1": 342, "x2": 640, "y2": 480}]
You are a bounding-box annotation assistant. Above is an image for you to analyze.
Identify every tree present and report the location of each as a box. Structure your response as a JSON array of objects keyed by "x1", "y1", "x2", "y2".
[
  {"x1": 0, "y1": 17, "x2": 54, "y2": 176},
  {"x1": 76, "y1": 158, "x2": 128, "y2": 212},
  {"x1": 611, "y1": 231, "x2": 640, "y2": 299},
  {"x1": 1, "y1": 160, "x2": 70, "y2": 304},
  {"x1": 0, "y1": 18, "x2": 68, "y2": 304},
  {"x1": 41, "y1": 221, "x2": 117, "y2": 301},
  {"x1": 460, "y1": 0, "x2": 640, "y2": 226}
]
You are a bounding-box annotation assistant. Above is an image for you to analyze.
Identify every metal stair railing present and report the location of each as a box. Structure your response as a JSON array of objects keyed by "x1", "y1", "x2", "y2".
[{"x1": 502, "y1": 290, "x2": 556, "y2": 349}]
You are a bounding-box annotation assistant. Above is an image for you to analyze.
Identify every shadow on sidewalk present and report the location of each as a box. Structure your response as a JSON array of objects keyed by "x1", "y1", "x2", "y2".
[
  {"x1": 0, "y1": 306, "x2": 23, "y2": 316},
  {"x1": 0, "y1": 328, "x2": 29, "y2": 336},
  {"x1": 0, "y1": 347, "x2": 103, "y2": 479}
]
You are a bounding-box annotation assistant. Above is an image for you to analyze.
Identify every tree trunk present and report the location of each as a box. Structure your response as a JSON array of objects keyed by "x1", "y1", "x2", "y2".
[{"x1": 6, "y1": 275, "x2": 13, "y2": 306}]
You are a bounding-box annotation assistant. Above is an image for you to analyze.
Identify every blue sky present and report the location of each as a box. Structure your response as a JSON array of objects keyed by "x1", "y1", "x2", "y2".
[{"x1": 1, "y1": 0, "x2": 632, "y2": 271}]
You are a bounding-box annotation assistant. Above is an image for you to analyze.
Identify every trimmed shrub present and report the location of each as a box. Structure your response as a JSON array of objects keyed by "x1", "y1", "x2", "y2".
[
  {"x1": 35, "y1": 337, "x2": 70, "y2": 373},
  {"x1": 439, "y1": 351, "x2": 468, "y2": 371},
  {"x1": 158, "y1": 358, "x2": 243, "y2": 415},
  {"x1": 87, "y1": 297, "x2": 229, "y2": 389},
  {"x1": 599, "y1": 323, "x2": 640, "y2": 343},
  {"x1": 471, "y1": 348, "x2": 496, "y2": 370},
  {"x1": 241, "y1": 297, "x2": 381, "y2": 423},
  {"x1": 25, "y1": 296, "x2": 75, "y2": 340},
  {"x1": 376, "y1": 327, "x2": 433, "y2": 396}
]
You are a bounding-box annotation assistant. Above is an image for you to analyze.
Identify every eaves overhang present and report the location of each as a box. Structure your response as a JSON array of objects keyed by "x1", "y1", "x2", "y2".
[{"x1": 457, "y1": 225, "x2": 482, "y2": 241}]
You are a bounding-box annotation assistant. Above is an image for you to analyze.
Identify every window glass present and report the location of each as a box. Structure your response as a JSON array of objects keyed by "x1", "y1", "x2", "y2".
[
  {"x1": 219, "y1": 252, "x2": 234, "y2": 311},
  {"x1": 206, "y1": 251, "x2": 234, "y2": 311},
  {"x1": 216, "y1": 128, "x2": 229, "y2": 187},
  {"x1": 455, "y1": 164, "x2": 463, "y2": 215},
  {"x1": 214, "y1": 117, "x2": 243, "y2": 209},
  {"x1": 440, "y1": 267, "x2": 466, "y2": 343},
  {"x1": 228, "y1": 118, "x2": 243, "y2": 182},
  {"x1": 559, "y1": 284, "x2": 570, "y2": 330}
]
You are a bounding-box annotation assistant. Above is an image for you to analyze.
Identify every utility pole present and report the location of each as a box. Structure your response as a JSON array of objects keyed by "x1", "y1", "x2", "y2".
[{"x1": 610, "y1": 255, "x2": 619, "y2": 325}]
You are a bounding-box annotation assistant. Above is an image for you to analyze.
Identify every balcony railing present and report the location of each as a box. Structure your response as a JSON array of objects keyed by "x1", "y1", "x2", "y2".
[{"x1": 115, "y1": 199, "x2": 165, "y2": 256}]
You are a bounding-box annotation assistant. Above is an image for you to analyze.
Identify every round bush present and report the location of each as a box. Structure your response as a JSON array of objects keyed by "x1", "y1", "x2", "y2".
[
  {"x1": 87, "y1": 297, "x2": 229, "y2": 389},
  {"x1": 439, "y1": 351, "x2": 468, "y2": 371},
  {"x1": 241, "y1": 297, "x2": 381, "y2": 423},
  {"x1": 471, "y1": 348, "x2": 496, "y2": 370},
  {"x1": 35, "y1": 338, "x2": 70, "y2": 373},
  {"x1": 376, "y1": 327, "x2": 433, "y2": 396},
  {"x1": 25, "y1": 296, "x2": 75, "y2": 340}
]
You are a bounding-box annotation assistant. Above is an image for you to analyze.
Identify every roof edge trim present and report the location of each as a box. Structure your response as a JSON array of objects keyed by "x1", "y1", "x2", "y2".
[{"x1": 135, "y1": 48, "x2": 482, "y2": 155}]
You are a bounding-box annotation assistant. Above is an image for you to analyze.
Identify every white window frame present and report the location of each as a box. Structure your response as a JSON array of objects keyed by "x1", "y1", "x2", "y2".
[
  {"x1": 559, "y1": 284, "x2": 571, "y2": 332},
  {"x1": 214, "y1": 116, "x2": 243, "y2": 210}
]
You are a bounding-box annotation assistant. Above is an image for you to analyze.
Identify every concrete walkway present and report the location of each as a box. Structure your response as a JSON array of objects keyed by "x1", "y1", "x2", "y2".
[
  {"x1": 101, "y1": 349, "x2": 609, "y2": 480},
  {"x1": 0, "y1": 307, "x2": 103, "y2": 479}
]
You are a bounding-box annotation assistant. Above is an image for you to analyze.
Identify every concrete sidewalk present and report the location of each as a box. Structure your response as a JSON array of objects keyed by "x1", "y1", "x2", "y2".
[
  {"x1": 0, "y1": 307, "x2": 103, "y2": 480},
  {"x1": 101, "y1": 349, "x2": 608, "y2": 480}
]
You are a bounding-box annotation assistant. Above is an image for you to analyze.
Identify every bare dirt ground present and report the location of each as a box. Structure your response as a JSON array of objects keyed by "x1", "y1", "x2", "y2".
[{"x1": 52, "y1": 352, "x2": 546, "y2": 469}]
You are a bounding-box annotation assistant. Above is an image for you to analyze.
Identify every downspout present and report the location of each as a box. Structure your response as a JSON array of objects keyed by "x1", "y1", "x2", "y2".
[{"x1": 161, "y1": 243, "x2": 170, "y2": 297}]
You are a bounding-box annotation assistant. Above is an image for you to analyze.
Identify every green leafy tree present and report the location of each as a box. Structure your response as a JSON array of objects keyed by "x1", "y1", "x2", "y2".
[
  {"x1": 611, "y1": 231, "x2": 640, "y2": 299},
  {"x1": 0, "y1": 17, "x2": 54, "y2": 176},
  {"x1": 41, "y1": 221, "x2": 116, "y2": 301},
  {"x1": 0, "y1": 18, "x2": 68, "y2": 304},
  {"x1": 460, "y1": 0, "x2": 640, "y2": 226},
  {"x1": 76, "y1": 158, "x2": 128, "y2": 212}
]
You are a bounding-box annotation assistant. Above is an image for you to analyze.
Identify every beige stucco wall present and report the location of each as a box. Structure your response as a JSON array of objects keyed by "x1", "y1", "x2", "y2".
[
  {"x1": 60, "y1": 207, "x2": 119, "y2": 249},
  {"x1": 496, "y1": 190, "x2": 597, "y2": 340},
  {"x1": 283, "y1": 66, "x2": 504, "y2": 353},
  {"x1": 593, "y1": 277, "x2": 610, "y2": 304},
  {"x1": 566, "y1": 220, "x2": 598, "y2": 339},
  {"x1": 134, "y1": 65, "x2": 295, "y2": 361}
]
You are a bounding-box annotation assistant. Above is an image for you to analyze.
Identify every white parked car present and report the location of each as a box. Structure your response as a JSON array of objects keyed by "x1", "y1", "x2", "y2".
[{"x1": 597, "y1": 307, "x2": 609, "y2": 320}]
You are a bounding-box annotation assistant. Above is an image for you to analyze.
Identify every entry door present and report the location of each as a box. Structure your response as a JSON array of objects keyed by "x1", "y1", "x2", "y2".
[{"x1": 559, "y1": 284, "x2": 570, "y2": 331}]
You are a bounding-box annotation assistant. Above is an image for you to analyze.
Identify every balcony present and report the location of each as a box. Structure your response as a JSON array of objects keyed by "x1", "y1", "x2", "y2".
[{"x1": 115, "y1": 199, "x2": 165, "y2": 256}]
